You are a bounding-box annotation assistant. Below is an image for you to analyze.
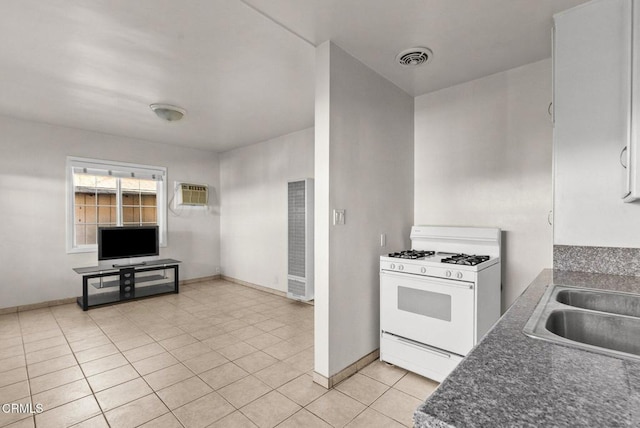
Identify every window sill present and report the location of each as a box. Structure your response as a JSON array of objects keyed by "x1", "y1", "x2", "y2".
[{"x1": 67, "y1": 246, "x2": 97, "y2": 255}]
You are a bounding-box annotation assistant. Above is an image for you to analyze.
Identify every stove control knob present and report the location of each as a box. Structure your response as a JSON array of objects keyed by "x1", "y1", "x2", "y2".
[
  {"x1": 456, "y1": 271, "x2": 463, "y2": 279},
  {"x1": 445, "y1": 270, "x2": 452, "y2": 277},
  {"x1": 420, "y1": 267, "x2": 426, "y2": 274},
  {"x1": 390, "y1": 263, "x2": 396, "y2": 270},
  {"x1": 398, "y1": 264, "x2": 404, "y2": 271}
]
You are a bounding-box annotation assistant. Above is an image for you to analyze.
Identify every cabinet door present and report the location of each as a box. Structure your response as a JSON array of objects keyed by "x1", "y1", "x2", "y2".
[
  {"x1": 630, "y1": 0, "x2": 640, "y2": 201},
  {"x1": 553, "y1": 0, "x2": 633, "y2": 245}
]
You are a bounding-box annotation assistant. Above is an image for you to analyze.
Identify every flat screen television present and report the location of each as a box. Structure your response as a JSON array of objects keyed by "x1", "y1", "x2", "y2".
[{"x1": 98, "y1": 226, "x2": 159, "y2": 261}]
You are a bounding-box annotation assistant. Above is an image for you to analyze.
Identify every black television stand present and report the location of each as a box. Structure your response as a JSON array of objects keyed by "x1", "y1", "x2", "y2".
[{"x1": 73, "y1": 259, "x2": 180, "y2": 311}]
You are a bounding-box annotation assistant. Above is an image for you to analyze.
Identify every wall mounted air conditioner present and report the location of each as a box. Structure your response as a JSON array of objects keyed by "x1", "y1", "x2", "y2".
[
  {"x1": 287, "y1": 178, "x2": 314, "y2": 301},
  {"x1": 175, "y1": 182, "x2": 208, "y2": 207}
]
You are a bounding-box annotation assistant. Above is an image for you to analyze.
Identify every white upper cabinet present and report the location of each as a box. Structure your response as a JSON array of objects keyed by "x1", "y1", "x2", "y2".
[
  {"x1": 630, "y1": 0, "x2": 640, "y2": 200},
  {"x1": 553, "y1": 0, "x2": 640, "y2": 247}
]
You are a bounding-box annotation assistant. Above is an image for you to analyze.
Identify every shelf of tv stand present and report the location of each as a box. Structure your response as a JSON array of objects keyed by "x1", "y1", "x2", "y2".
[
  {"x1": 73, "y1": 259, "x2": 181, "y2": 275},
  {"x1": 79, "y1": 283, "x2": 177, "y2": 308},
  {"x1": 90, "y1": 274, "x2": 167, "y2": 289},
  {"x1": 73, "y1": 259, "x2": 180, "y2": 311}
]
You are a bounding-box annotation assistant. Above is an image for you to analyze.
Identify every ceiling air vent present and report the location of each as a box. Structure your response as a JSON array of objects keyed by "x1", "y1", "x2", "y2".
[{"x1": 396, "y1": 47, "x2": 433, "y2": 67}]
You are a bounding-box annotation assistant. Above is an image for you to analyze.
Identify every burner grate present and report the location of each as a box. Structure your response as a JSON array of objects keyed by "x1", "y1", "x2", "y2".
[
  {"x1": 441, "y1": 254, "x2": 490, "y2": 266},
  {"x1": 388, "y1": 250, "x2": 435, "y2": 259}
]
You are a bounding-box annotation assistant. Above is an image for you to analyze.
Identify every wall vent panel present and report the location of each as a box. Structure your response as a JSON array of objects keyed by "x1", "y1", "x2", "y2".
[
  {"x1": 287, "y1": 179, "x2": 314, "y2": 301},
  {"x1": 175, "y1": 183, "x2": 208, "y2": 207}
]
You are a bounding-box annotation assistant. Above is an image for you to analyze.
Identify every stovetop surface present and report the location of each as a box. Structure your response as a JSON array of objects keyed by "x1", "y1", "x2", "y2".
[
  {"x1": 383, "y1": 250, "x2": 498, "y2": 269},
  {"x1": 441, "y1": 254, "x2": 491, "y2": 266},
  {"x1": 387, "y1": 250, "x2": 435, "y2": 259}
]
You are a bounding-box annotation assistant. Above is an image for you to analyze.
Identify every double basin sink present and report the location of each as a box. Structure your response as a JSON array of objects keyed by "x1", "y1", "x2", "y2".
[{"x1": 524, "y1": 284, "x2": 640, "y2": 360}]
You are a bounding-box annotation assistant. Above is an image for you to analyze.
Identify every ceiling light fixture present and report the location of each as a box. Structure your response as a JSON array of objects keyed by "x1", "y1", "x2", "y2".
[
  {"x1": 396, "y1": 47, "x2": 433, "y2": 67},
  {"x1": 149, "y1": 103, "x2": 186, "y2": 122}
]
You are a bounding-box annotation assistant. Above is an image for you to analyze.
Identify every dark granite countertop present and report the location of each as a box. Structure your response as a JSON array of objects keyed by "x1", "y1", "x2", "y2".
[{"x1": 414, "y1": 269, "x2": 640, "y2": 427}]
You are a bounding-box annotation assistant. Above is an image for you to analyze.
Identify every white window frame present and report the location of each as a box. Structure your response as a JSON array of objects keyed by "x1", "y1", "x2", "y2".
[{"x1": 66, "y1": 156, "x2": 168, "y2": 253}]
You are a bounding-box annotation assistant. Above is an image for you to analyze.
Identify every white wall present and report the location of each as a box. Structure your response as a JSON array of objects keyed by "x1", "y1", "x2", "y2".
[
  {"x1": 315, "y1": 42, "x2": 414, "y2": 378},
  {"x1": 0, "y1": 115, "x2": 220, "y2": 309},
  {"x1": 414, "y1": 59, "x2": 553, "y2": 310},
  {"x1": 219, "y1": 128, "x2": 314, "y2": 292}
]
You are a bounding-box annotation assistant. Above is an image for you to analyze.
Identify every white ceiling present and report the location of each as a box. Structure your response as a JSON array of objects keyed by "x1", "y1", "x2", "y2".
[
  {"x1": 243, "y1": 0, "x2": 589, "y2": 95},
  {"x1": 0, "y1": 0, "x2": 587, "y2": 152}
]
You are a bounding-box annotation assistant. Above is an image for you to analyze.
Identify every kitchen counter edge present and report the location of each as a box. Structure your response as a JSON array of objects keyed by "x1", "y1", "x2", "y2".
[{"x1": 413, "y1": 268, "x2": 640, "y2": 427}]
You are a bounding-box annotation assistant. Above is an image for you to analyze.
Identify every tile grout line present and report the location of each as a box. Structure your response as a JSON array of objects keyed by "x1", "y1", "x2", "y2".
[
  {"x1": 47, "y1": 305, "x2": 107, "y2": 427},
  {"x1": 9, "y1": 310, "x2": 32, "y2": 428},
  {"x1": 82, "y1": 305, "x2": 176, "y2": 427},
  {"x1": 81, "y1": 286, "x2": 251, "y2": 426},
  {"x1": 4, "y1": 280, "x2": 427, "y2": 428}
]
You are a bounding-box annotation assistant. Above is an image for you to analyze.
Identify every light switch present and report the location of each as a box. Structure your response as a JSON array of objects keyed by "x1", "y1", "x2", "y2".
[
  {"x1": 333, "y1": 209, "x2": 345, "y2": 225},
  {"x1": 380, "y1": 233, "x2": 386, "y2": 247}
]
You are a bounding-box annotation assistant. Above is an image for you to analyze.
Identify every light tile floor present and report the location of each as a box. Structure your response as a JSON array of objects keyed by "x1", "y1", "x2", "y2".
[{"x1": 0, "y1": 279, "x2": 439, "y2": 428}]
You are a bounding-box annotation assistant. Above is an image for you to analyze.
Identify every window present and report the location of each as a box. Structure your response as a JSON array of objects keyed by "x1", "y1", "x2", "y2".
[{"x1": 67, "y1": 157, "x2": 167, "y2": 253}]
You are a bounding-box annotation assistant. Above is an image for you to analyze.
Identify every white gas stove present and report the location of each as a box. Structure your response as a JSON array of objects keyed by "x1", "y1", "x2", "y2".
[{"x1": 380, "y1": 226, "x2": 501, "y2": 382}]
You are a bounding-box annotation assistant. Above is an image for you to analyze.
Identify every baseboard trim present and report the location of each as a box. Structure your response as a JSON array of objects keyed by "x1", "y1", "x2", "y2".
[
  {"x1": 0, "y1": 297, "x2": 78, "y2": 315},
  {"x1": 313, "y1": 349, "x2": 380, "y2": 388},
  {"x1": 180, "y1": 275, "x2": 221, "y2": 285},
  {"x1": 221, "y1": 276, "x2": 287, "y2": 298}
]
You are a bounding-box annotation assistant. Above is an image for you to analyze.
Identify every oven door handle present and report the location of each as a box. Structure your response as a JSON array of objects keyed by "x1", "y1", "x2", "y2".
[{"x1": 380, "y1": 270, "x2": 474, "y2": 290}]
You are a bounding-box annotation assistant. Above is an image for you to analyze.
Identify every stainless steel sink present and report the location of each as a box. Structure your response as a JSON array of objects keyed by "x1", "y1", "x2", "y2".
[
  {"x1": 524, "y1": 285, "x2": 640, "y2": 360},
  {"x1": 545, "y1": 310, "x2": 640, "y2": 356},
  {"x1": 556, "y1": 288, "x2": 640, "y2": 318}
]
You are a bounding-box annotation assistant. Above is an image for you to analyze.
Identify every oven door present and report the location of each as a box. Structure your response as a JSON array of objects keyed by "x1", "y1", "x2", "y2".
[{"x1": 380, "y1": 270, "x2": 475, "y2": 356}]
